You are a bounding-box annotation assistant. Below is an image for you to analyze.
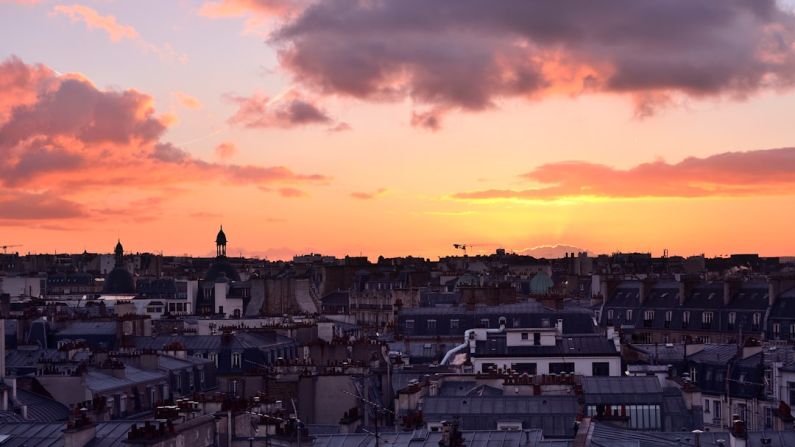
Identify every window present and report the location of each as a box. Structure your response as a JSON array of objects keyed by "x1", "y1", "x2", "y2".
[
  {"x1": 704, "y1": 399, "x2": 710, "y2": 414},
  {"x1": 728, "y1": 312, "x2": 736, "y2": 330},
  {"x1": 150, "y1": 387, "x2": 157, "y2": 406},
  {"x1": 736, "y1": 403, "x2": 747, "y2": 423},
  {"x1": 788, "y1": 381, "x2": 795, "y2": 407},
  {"x1": 512, "y1": 363, "x2": 537, "y2": 374},
  {"x1": 209, "y1": 352, "x2": 218, "y2": 367},
  {"x1": 702, "y1": 312, "x2": 713, "y2": 329},
  {"x1": 682, "y1": 311, "x2": 690, "y2": 329},
  {"x1": 626, "y1": 309, "x2": 633, "y2": 321},
  {"x1": 200, "y1": 369, "x2": 205, "y2": 386},
  {"x1": 498, "y1": 316, "x2": 507, "y2": 327},
  {"x1": 404, "y1": 319, "x2": 415, "y2": 333},
  {"x1": 790, "y1": 324, "x2": 795, "y2": 339},
  {"x1": 765, "y1": 407, "x2": 774, "y2": 429},
  {"x1": 592, "y1": 362, "x2": 610, "y2": 376},
  {"x1": 713, "y1": 400, "x2": 721, "y2": 423},
  {"x1": 606, "y1": 310, "x2": 614, "y2": 324},
  {"x1": 427, "y1": 319, "x2": 437, "y2": 332},
  {"x1": 533, "y1": 332, "x2": 541, "y2": 345},
  {"x1": 450, "y1": 319, "x2": 460, "y2": 331},
  {"x1": 188, "y1": 372, "x2": 194, "y2": 390},
  {"x1": 689, "y1": 366, "x2": 697, "y2": 384},
  {"x1": 753, "y1": 313, "x2": 761, "y2": 331},
  {"x1": 497, "y1": 422, "x2": 522, "y2": 431},
  {"x1": 664, "y1": 311, "x2": 672, "y2": 329},
  {"x1": 480, "y1": 318, "x2": 490, "y2": 328},
  {"x1": 549, "y1": 362, "x2": 575, "y2": 374},
  {"x1": 232, "y1": 352, "x2": 242, "y2": 368},
  {"x1": 521, "y1": 332, "x2": 529, "y2": 340},
  {"x1": 644, "y1": 310, "x2": 654, "y2": 328},
  {"x1": 773, "y1": 323, "x2": 781, "y2": 338}
]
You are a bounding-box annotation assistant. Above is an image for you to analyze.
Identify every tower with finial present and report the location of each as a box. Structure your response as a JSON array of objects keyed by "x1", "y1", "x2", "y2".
[
  {"x1": 216, "y1": 226, "x2": 227, "y2": 257},
  {"x1": 114, "y1": 239, "x2": 124, "y2": 266}
]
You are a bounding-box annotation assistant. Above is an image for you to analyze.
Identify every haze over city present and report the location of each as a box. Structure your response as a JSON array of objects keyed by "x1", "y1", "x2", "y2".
[{"x1": 2, "y1": 1, "x2": 795, "y2": 259}]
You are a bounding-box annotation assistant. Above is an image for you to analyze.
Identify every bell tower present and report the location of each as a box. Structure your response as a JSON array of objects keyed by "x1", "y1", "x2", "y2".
[{"x1": 215, "y1": 226, "x2": 227, "y2": 257}]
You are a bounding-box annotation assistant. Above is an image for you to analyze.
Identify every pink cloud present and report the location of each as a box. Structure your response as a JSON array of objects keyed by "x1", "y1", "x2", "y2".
[
  {"x1": 454, "y1": 147, "x2": 795, "y2": 201},
  {"x1": 0, "y1": 189, "x2": 86, "y2": 220},
  {"x1": 52, "y1": 4, "x2": 187, "y2": 62},
  {"x1": 52, "y1": 4, "x2": 138, "y2": 42},
  {"x1": 227, "y1": 90, "x2": 333, "y2": 129},
  {"x1": 199, "y1": 0, "x2": 305, "y2": 19},
  {"x1": 350, "y1": 188, "x2": 388, "y2": 200},
  {"x1": 214, "y1": 141, "x2": 237, "y2": 159},
  {"x1": 173, "y1": 91, "x2": 202, "y2": 109},
  {"x1": 0, "y1": 56, "x2": 329, "y2": 220},
  {"x1": 277, "y1": 187, "x2": 308, "y2": 198}
]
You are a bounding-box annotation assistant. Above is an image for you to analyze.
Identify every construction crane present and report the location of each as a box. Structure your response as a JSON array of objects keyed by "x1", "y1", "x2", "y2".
[{"x1": 1, "y1": 244, "x2": 22, "y2": 254}]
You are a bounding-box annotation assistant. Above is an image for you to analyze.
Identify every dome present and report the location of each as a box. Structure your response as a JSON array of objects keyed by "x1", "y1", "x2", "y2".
[
  {"x1": 215, "y1": 226, "x2": 227, "y2": 245},
  {"x1": 104, "y1": 267, "x2": 135, "y2": 293},
  {"x1": 204, "y1": 257, "x2": 240, "y2": 282}
]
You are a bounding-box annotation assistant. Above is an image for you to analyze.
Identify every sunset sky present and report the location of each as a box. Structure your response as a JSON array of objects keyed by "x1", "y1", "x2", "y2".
[{"x1": 2, "y1": 0, "x2": 795, "y2": 260}]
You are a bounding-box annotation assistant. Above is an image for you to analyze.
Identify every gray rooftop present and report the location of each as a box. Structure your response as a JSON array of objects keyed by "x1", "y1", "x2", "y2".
[
  {"x1": 312, "y1": 430, "x2": 544, "y2": 447},
  {"x1": 85, "y1": 365, "x2": 166, "y2": 392}
]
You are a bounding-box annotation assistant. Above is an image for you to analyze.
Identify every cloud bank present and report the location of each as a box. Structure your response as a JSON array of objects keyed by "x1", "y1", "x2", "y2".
[
  {"x1": 454, "y1": 148, "x2": 795, "y2": 201},
  {"x1": 234, "y1": 0, "x2": 795, "y2": 128}
]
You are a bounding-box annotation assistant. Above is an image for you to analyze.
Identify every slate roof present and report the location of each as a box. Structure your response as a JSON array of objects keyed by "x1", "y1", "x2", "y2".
[
  {"x1": 438, "y1": 382, "x2": 503, "y2": 397},
  {"x1": 581, "y1": 376, "x2": 662, "y2": 405},
  {"x1": 423, "y1": 396, "x2": 577, "y2": 416},
  {"x1": 128, "y1": 332, "x2": 294, "y2": 351},
  {"x1": 13, "y1": 390, "x2": 69, "y2": 422},
  {"x1": 422, "y1": 396, "x2": 578, "y2": 437},
  {"x1": 0, "y1": 421, "x2": 136, "y2": 447},
  {"x1": 56, "y1": 321, "x2": 117, "y2": 336},
  {"x1": 85, "y1": 365, "x2": 166, "y2": 393},
  {"x1": 474, "y1": 334, "x2": 618, "y2": 358},
  {"x1": 589, "y1": 422, "x2": 795, "y2": 447},
  {"x1": 687, "y1": 344, "x2": 739, "y2": 365},
  {"x1": 628, "y1": 343, "x2": 686, "y2": 363},
  {"x1": 313, "y1": 430, "x2": 544, "y2": 447}
]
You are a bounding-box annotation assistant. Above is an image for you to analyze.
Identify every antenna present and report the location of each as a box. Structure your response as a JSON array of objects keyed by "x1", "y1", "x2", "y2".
[
  {"x1": 343, "y1": 385, "x2": 394, "y2": 447},
  {"x1": 0, "y1": 244, "x2": 22, "y2": 254}
]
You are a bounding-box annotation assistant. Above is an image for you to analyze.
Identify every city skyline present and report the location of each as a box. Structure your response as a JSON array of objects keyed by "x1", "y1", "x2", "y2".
[{"x1": 3, "y1": 1, "x2": 795, "y2": 259}]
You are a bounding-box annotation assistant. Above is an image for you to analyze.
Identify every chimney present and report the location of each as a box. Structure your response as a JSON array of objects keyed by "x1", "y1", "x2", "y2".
[
  {"x1": 729, "y1": 416, "x2": 747, "y2": 447},
  {"x1": 770, "y1": 279, "x2": 780, "y2": 307},
  {"x1": 555, "y1": 319, "x2": 564, "y2": 335},
  {"x1": 724, "y1": 278, "x2": 740, "y2": 307},
  {"x1": 639, "y1": 279, "x2": 652, "y2": 305},
  {"x1": 678, "y1": 277, "x2": 696, "y2": 306},
  {"x1": 64, "y1": 408, "x2": 96, "y2": 447},
  {"x1": 678, "y1": 283, "x2": 686, "y2": 306}
]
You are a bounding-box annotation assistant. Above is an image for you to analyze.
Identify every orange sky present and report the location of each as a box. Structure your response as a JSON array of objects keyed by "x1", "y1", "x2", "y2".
[{"x1": 2, "y1": 1, "x2": 795, "y2": 259}]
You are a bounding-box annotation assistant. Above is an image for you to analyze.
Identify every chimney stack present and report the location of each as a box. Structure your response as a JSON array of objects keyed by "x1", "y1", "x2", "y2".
[{"x1": 729, "y1": 415, "x2": 747, "y2": 447}]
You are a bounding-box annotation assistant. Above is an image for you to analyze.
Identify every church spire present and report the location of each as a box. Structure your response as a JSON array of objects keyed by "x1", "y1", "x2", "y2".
[{"x1": 215, "y1": 226, "x2": 227, "y2": 257}]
